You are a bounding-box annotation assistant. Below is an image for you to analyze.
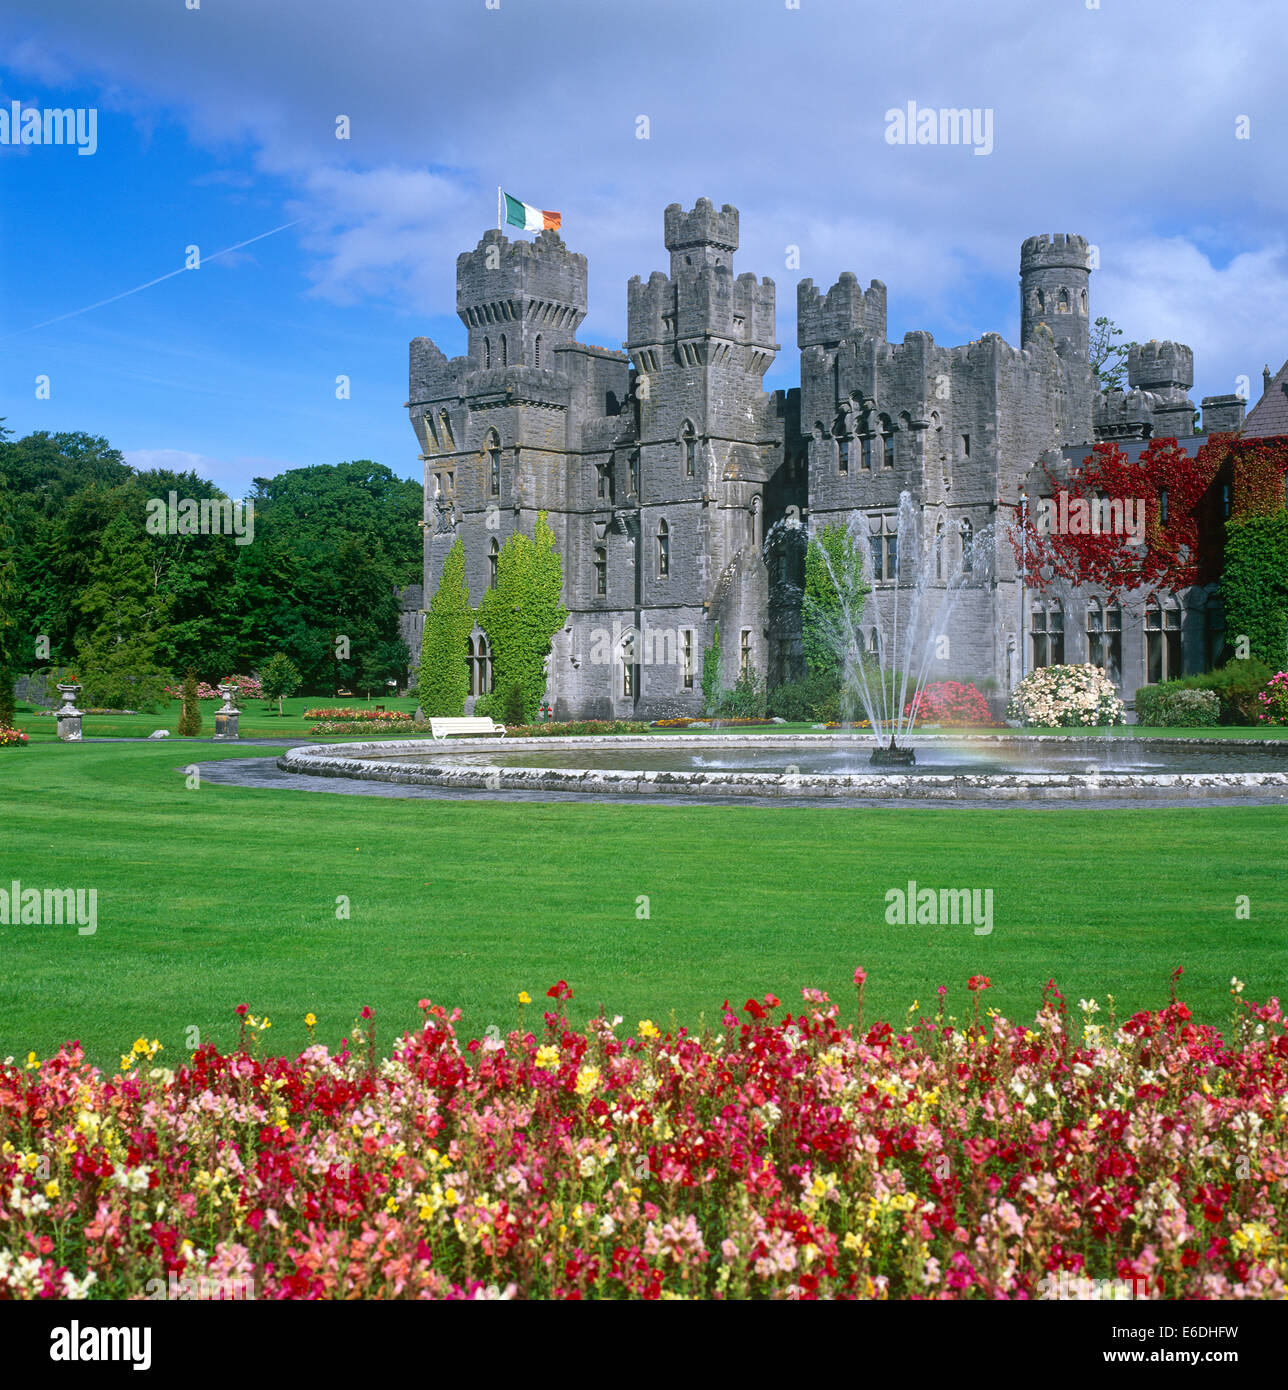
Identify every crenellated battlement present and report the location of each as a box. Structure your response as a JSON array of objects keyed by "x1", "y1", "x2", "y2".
[
  {"x1": 797, "y1": 273, "x2": 888, "y2": 349},
  {"x1": 1127, "y1": 340, "x2": 1194, "y2": 392},
  {"x1": 1020, "y1": 233, "x2": 1091, "y2": 272},
  {"x1": 664, "y1": 197, "x2": 739, "y2": 272}
]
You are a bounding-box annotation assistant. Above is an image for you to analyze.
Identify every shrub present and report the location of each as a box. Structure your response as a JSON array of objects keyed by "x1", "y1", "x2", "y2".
[
  {"x1": 1133, "y1": 685, "x2": 1220, "y2": 727},
  {"x1": 176, "y1": 669, "x2": 203, "y2": 737},
  {"x1": 302, "y1": 708, "x2": 413, "y2": 722},
  {"x1": 905, "y1": 680, "x2": 993, "y2": 727},
  {"x1": 1007, "y1": 663, "x2": 1126, "y2": 727},
  {"x1": 1257, "y1": 671, "x2": 1288, "y2": 726},
  {"x1": 0, "y1": 667, "x2": 14, "y2": 729},
  {"x1": 767, "y1": 669, "x2": 840, "y2": 723},
  {"x1": 1136, "y1": 660, "x2": 1274, "y2": 726},
  {"x1": 718, "y1": 668, "x2": 767, "y2": 719}
]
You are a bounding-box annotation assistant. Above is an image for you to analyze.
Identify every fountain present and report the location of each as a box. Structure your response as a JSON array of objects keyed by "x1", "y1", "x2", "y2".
[{"x1": 799, "y1": 493, "x2": 994, "y2": 763}]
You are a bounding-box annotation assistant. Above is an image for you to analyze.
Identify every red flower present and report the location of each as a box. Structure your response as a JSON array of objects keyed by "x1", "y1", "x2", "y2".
[
  {"x1": 361, "y1": 1006, "x2": 373, "y2": 1019},
  {"x1": 744, "y1": 999, "x2": 767, "y2": 1021},
  {"x1": 853, "y1": 968, "x2": 867, "y2": 986},
  {"x1": 234, "y1": 1004, "x2": 248, "y2": 1017},
  {"x1": 967, "y1": 975, "x2": 991, "y2": 992},
  {"x1": 764, "y1": 994, "x2": 780, "y2": 1010},
  {"x1": 547, "y1": 980, "x2": 573, "y2": 1001}
]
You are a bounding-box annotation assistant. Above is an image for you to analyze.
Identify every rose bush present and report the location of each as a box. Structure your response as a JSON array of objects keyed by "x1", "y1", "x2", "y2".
[{"x1": 1007, "y1": 664, "x2": 1126, "y2": 727}]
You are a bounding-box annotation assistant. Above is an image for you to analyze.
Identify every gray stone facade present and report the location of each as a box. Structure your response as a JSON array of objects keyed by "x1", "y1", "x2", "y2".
[{"x1": 408, "y1": 200, "x2": 1229, "y2": 717}]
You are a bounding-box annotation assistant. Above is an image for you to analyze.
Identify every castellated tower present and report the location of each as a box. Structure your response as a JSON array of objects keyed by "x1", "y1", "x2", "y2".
[
  {"x1": 623, "y1": 199, "x2": 783, "y2": 698},
  {"x1": 1127, "y1": 341, "x2": 1196, "y2": 438},
  {"x1": 1020, "y1": 234, "x2": 1091, "y2": 361}
]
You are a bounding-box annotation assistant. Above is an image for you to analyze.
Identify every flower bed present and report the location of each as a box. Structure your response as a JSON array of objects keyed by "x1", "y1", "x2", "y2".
[
  {"x1": 0, "y1": 726, "x2": 29, "y2": 746},
  {"x1": 163, "y1": 675, "x2": 263, "y2": 701},
  {"x1": 303, "y1": 708, "x2": 414, "y2": 722},
  {"x1": 308, "y1": 720, "x2": 431, "y2": 736},
  {"x1": 904, "y1": 681, "x2": 995, "y2": 727},
  {"x1": 1007, "y1": 664, "x2": 1126, "y2": 727},
  {"x1": 504, "y1": 720, "x2": 651, "y2": 737},
  {"x1": 3, "y1": 972, "x2": 1284, "y2": 1300}
]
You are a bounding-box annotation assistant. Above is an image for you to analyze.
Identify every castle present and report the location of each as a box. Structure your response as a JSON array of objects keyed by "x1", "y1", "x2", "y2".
[{"x1": 407, "y1": 199, "x2": 1246, "y2": 718}]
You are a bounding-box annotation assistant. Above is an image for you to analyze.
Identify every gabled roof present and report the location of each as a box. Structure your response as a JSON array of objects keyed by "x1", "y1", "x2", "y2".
[{"x1": 1245, "y1": 359, "x2": 1288, "y2": 438}]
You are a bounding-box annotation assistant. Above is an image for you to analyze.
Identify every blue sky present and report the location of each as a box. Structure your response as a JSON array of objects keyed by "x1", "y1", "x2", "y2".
[{"x1": 2, "y1": 0, "x2": 1285, "y2": 498}]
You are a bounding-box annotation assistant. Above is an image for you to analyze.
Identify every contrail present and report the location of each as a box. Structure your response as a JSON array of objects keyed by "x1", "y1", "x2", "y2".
[{"x1": 1, "y1": 218, "x2": 304, "y2": 339}]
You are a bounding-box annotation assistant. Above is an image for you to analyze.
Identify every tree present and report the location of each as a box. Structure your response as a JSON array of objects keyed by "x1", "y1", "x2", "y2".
[
  {"x1": 0, "y1": 441, "x2": 17, "y2": 725},
  {"x1": 1089, "y1": 316, "x2": 1137, "y2": 393},
  {"x1": 476, "y1": 512, "x2": 567, "y2": 724},
  {"x1": 75, "y1": 511, "x2": 173, "y2": 710},
  {"x1": 418, "y1": 536, "x2": 474, "y2": 717},
  {"x1": 803, "y1": 521, "x2": 869, "y2": 678},
  {"x1": 259, "y1": 652, "x2": 302, "y2": 715},
  {"x1": 177, "y1": 668, "x2": 203, "y2": 736}
]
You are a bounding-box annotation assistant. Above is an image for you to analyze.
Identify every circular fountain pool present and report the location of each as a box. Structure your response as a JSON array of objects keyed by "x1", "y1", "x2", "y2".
[{"x1": 278, "y1": 734, "x2": 1288, "y2": 804}]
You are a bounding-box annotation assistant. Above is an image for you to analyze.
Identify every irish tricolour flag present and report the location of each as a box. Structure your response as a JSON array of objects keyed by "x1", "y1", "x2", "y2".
[{"x1": 500, "y1": 189, "x2": 561, "y2": 233}]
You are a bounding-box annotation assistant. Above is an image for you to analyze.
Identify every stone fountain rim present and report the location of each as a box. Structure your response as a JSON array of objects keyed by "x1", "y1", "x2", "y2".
[{"x1": 277, "y1": 733, "x2": 1288, "y2": 803}]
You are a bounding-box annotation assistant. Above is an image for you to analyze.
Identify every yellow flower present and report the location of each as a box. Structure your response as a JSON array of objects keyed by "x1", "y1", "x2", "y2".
[
  {"x1": 45, "y1": 1180, "x2": 59, "y2": 1200},
  {"x1": 534, "y1": 1045, "x2": 560, "y2": 1071},
  {"x1": 120, "y1": 1054, "x2": 134, "y2": 1071},
  {"x1": 305, "y1": 1013, "x2": 317, "y2": 1029},
  {"x1": 260, "y1": 1019, "x2": 271, "y2": 1031},
  {"x1": 25, "y1": 1051, "x2": 38, "y2": 1069},
  {"x1": 575, "y1": 1066, "x2": 600, "y2": 1096},
  {"x1": 518, "y1": 991, "x2": 531, "y2": 1005},
  {"x1": 638, "y1": 1020, "x2": 660, "y2": 1040},
  {"x1": 132, "y1": 1038, "x2": 150, "y2": 1055}
]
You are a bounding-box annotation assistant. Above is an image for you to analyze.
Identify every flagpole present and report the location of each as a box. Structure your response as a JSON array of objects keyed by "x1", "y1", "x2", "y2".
[{"x1": 497, "y1": 186, "x2": 502, "y2": 231}]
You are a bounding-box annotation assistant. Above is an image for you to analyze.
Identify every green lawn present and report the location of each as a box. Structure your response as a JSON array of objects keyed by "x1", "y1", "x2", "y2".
[{"x1": 1, "y1": 737, "x2": 1285, "y2": 1068}]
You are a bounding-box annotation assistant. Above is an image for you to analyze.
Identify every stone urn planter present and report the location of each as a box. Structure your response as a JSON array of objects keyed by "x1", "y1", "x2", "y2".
[
  {"x1": 56, "y1": 683, "x2": 84, "y2": 742},
  {"x1": 214, "y1": 682, "x2": 240, "y2": 740}
]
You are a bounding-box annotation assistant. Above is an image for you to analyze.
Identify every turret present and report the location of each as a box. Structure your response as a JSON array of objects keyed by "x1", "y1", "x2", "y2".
[
  {"x1": 1020, "y1": 233, "x2": 1091, "y2": 361},
  {"x1": 1128, "y1": 340, "x2": 1196, "y2": 438},
  {"x1": 455, "y1": 227, "x2": 587, "y2": 371},
  {"x1": 797, "y1": 272, "x2": 888, "y2": 349}
]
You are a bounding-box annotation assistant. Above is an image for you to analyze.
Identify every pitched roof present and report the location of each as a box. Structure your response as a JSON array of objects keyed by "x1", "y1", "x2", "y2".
[{"x1": 1245, "y1": 359, "x2": 1288, "y2": 438}]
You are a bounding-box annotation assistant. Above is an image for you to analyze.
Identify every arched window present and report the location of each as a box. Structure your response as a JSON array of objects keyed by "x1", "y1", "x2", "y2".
[
  {"x1": 628, "y1": 451, "x2": 639, "y2": 495},
  {"x1": 594, "y1": 545, "x2": 607, "y2": 596},
  {"x1": 861, "y1": 434, "x2": 872, "y2": 470},
  {"x1": 657, "y1": 519, "x2": 670, "y2": 577},
  {"x1": 960, "y1": 518, "x2": 973, "y2": 573},
  {"x1": 483, "y1": 337, "x2": 492, "y2": 368},
  {"x1": 486, "y1": 431, "x2": 501, "y2": 496},
  {"x1": 595, "y1": 463, "x2": 609, "y2": 500},
  {"x1": 1158, "y1": 488, "x2": 1169, "y2": 525},
  {"x1": 1145, "y1": 597, "x2": 1181, "y2": 683},
  {"x1": 1031, "y1": 600, "x2": 1065, "y2": 669},
  {"x1": 500, "y1": 334, "x2": 508, "y2": 367},
  {"x1": 751, "y1": 495, "x2": 763, "y2": 549},
  {"x1": 880, "y1": 416, "x2": 895, "y2": 469},
  {"x1": 534, "y1": 334, "x2": 541, "y2": 368},
  {"x1": 838, "y1": 436, "x2": 850, "y2": 474},
  {"x1": 1058, "y1": 288, "x2": 1070, "y2": 313},
  {"x1": 467, "y1": 632, "x2": 493, "y2": 696},
  {"x1": 1086, "y1": 599, "x2": 1122, "y2": 684},
  {"x1": 488, "y1": 537, "x2": 499, "y2": 589},
  {"x1": 682, "y1": 422, "x2": 696, "y2": 477},
  {"x1": 871, "y1": 515, "x2": 898, "y2": 582}
]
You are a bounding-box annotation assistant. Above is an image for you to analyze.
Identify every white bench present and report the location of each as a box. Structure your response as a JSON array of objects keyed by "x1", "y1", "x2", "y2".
[{"x1": 429, "y1": 716, "x2": 506, "y2": 740}]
